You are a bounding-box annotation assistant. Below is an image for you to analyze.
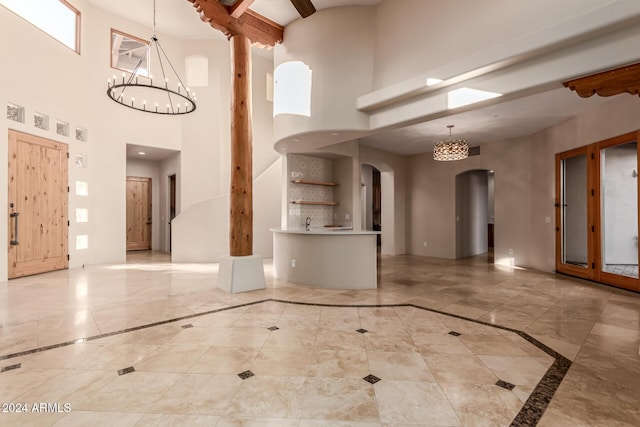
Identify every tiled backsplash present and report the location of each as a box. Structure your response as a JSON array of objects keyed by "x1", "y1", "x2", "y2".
[{"x1": 287, "y1": 154, "x2": 335, "y2": 229}]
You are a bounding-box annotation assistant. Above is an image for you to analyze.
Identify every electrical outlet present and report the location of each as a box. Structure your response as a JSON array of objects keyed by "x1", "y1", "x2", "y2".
[
  {"x1": 508, "y1": 248, "x2": 514, "y2": 255},
  {"x1": 545, "y1": 216, "x2": 551, "y2": 224},
  {"x1": 291, "y1": 259, "x2": 296, "y2": 268},
  {"x1": 345, "y1": 213, "x2": 350, "y2": 220},
  {"x1": 423, "y1": 241, "x2": 427, "y2": 247}
]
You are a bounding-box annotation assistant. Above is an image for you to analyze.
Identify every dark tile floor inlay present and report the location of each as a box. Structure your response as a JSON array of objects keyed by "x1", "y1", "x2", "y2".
[
  {"x1": 1, "y1": 363, "x2": 21, "y2": 373},
  {"x1": 496, "y1": 379, "x2": 516, "y2": 390},
  {"x1": 363, "y1": 374, "x2": 381, "y2": 384},
  {"x1": 117, "y1": 366, "x2": 135, "y2": 376},
  {"x1": 238, "y1": 370, "x2": 255, "y2": 380},
  {"x1": 356, "y1": 328, "x2": 369, "y2": 334},
  {"x1": 267, "y1": 326, "x2": 280, "y2": 331},
  {"x1": 181, "y1": 324, "x2": 194, "y2": 329},
  {"x1": 0, "y1": 298, "x2": 573, "y2": 427},
  {"x1": 448, "y1": 331, "x2": 461, "y2": 336}
]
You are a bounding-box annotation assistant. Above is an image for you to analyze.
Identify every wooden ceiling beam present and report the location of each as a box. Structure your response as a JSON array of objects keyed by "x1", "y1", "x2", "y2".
[
  {"x1": 229, "y1": 0, "x2": 255, "y2": 18},
  {"x1": 563, "y1": 62, "x2": 640, "y2": 98},
  {"x1": 187, "y1": 0, "x2": 283, "y2": 48}
]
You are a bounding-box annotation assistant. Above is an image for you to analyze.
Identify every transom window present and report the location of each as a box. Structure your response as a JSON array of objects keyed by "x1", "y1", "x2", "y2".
[
  {"x1": 0, "y1": 0, "x2": 80, "y2": 53},
  {"x1": 110, "y1": 29, "x2": 150, "y2": 77}
]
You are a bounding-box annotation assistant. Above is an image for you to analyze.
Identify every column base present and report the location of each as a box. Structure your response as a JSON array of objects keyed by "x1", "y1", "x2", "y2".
[{"x1": 218, "y1": 255, "x2": 265, "y2": 293}]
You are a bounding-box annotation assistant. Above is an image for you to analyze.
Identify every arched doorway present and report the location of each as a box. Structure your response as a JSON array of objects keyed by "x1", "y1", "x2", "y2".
[{"x1": 455, "y1": 169, "x2": 495, "y2": 259}]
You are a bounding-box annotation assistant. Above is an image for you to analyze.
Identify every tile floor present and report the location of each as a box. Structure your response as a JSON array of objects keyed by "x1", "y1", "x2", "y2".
[{"x1": 0, "y1": 252, "x2": 639, "y2": 426}]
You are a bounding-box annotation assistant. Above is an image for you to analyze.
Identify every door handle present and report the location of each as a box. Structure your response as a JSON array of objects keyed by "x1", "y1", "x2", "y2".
[{"x1": 10, "y1": 212, "x2": 19, "y2": 245}]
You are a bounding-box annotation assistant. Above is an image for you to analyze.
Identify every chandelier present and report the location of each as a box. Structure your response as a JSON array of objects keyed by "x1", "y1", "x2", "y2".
[
  {"x1": 106, "y1": 0, "x2": 196, "y2": 115},
  {"x1": 433, "y1": 125, "x2": 468, "y2": 161}
]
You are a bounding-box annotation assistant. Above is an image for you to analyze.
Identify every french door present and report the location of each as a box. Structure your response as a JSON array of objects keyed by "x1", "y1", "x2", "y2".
[{"x1": 556, "y1": 131, "x2": 639, "y2": 291}]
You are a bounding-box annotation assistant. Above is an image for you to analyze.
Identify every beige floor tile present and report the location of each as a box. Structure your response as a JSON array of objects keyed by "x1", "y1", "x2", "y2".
[
  {"x1": 314, "y1": 329, "x2": 365, "y2": 350},
  {"x1": 217, "y1": 417, "x2": 299, "y2": 426},
  {"x1": 411, "y1": 332, "x2": 474, "y2": 355},
  {"x1": 478, "y1": 355, "x2": 547, "y2": 386},
  {"x1": 367, "y1": 350, "x2": 436, "y2": 382},
  {"x1": 458, "y1": 334, "x2": 530, "y2": 356},
  {"x1": 134, "y1": 344, "x2": 209, "y2": 372},
  {"x1": 212, "y1": 327, "x2": 272, "y2": 348},
  {"x1": 76, "y1": 372, "x2": 182, "y2": 412},
  {"x1": 223, "y1": 376, "x2": 305, "y2": 419},
  {"x1": 308, "y1": 349, "x2": 370, "y2": 378},
  {"x1": 363, "y1": 331, "x2": 417, "y2": 352},
  {"x1": 374, "y1": 380, "x2": 460, "y2": 425},
  {"x1": 134, "y1": 413, "x2": 221, "y2": 426},
  {"x1": 298, "y1": 378, "x2": 379, "y2": 422},
  {"x1": 251, "y1": 347, "x2": 313, "y2": 376},
  {"x1": 188, "y1": 346, "x2": 260, "y2": 374},
  {"x1": 53, "y1": 411, "x2": 143, "y2": 426},
  {"x1": 423, "y1": 354, "x2": 499, "y2": 384},
  {"x1": 263, "y1": 329, "x2": 317, "y2": 348},
  {"x1": 440, "y1": 382, "x2": 523, "y2": 426},
  {"x1": 151, "y1": 373, "x2": 242, "y2": 415}
]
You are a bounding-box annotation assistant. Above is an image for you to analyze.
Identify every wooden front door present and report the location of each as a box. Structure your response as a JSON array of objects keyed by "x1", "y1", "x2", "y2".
[
  {"x1": 8, "y1": 130, "x2": 68, "y2": 278},
  {"x1": 126, "y1": 176, "x2": 151, "y2": 251}
]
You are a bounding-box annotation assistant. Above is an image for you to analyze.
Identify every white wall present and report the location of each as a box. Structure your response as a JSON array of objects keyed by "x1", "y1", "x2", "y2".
[
  {"x1": 0, "y1": 2, "x2": 280, "y2": 280},
  {"x1": 407, "y1": 95, "x2": 640, "y2": 273},
  {"x1": 372, "y1": 0, "x2": 632, "y2": 89},
  {"x1": 273, "y1": 6, "x2": 374, "y2": 142}
]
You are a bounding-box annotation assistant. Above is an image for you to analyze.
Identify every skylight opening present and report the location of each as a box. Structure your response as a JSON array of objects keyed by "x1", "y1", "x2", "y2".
[
  {"x1": 274, "y1": 61, "x2": 312, "y2": 117},
  {"x1": 1, "y1": 0, "x2": 80, "y2": 53},
  {"x1": 448, "y1": 87, "x2": 502, "y2": 109}
]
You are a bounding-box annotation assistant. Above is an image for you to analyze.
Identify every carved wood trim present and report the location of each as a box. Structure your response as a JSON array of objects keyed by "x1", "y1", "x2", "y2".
[
  {"x1": 187, "y1": 0, "x2": 283, "y2": 48},
  {"x1": 563, "y1": 62, "x2": 640, "y2": 98}
]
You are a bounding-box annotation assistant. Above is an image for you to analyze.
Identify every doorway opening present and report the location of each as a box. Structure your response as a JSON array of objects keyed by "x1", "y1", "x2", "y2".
[
  {"x1": 126, "y1": 176, "x2": 152, "y2": 251},
  {"x1": 455, "y1": 169, "x2": 495, "y2": 260},
  {"x1": 556, "y1": 131, "x2": 639, "y2": 291},
  {"x1": 362, "y1": 164, "x2": 382, "y2": 248},
  {"x1": 168, "y1": 174, "x2": 176, "y2": 253}
]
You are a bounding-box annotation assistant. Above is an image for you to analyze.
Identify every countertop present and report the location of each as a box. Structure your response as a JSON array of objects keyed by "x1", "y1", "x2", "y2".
[{"x1": 271, "y1": 227, "x2": 380, "y2": 235}]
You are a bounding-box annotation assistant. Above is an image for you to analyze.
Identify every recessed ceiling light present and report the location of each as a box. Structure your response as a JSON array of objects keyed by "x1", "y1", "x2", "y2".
[
  {"x1": 138, "y1": 151, "x2": 146, "y2": 155},
  {"x1": 426, "y1": 78, "x2": 443, "y2": 86},
  {"x1": 331, "y1": 132, "x2": 339, "y2": 136}
]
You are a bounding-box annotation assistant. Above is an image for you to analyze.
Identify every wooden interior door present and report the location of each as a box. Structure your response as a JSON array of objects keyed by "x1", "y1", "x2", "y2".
[
  {"x1": 126, "y1": 176, "x2": 151, "y2": 251},
  {"x1": 8, "y1": 130, "x2": 68, "y2": 278}
]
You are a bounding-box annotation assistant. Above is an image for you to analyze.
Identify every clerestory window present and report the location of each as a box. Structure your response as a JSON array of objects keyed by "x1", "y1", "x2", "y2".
[{"x1": 0, "y1": 0, "x2": 80, "y2": 53}]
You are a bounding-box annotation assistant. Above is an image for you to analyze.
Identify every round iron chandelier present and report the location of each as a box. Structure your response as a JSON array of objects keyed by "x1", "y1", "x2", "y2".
[{"x1": 106, "y1": 0, "x2": 196, "y2": 115}]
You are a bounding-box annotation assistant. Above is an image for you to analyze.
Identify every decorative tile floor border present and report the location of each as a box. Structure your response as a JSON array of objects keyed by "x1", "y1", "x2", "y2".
[{"x1": 0, "y1": 298, "x2": 572, "y2": 427}]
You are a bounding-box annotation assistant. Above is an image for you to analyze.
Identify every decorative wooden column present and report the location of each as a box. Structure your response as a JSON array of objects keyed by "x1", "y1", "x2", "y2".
[
  {"x1": 229, "y1": 34, "x2": 253, "y2": 256},
  {"x1": 186, "y1": 0, "x2": 283, "y2": 292}
]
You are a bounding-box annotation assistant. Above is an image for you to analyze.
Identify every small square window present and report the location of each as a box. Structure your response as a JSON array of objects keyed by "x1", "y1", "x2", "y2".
[
  {"x1": 75, "y1": 208, "x2": 88, "y2": 223},
  {"x1": 57, "y1": 120, "x2": 70, "y2": 137},
  {"x1": 75, "y1": 154, "x2": 87, "y2": 169},
  {"x1": 75, "y1": 181, "x2": 88, "y2": 196},
  {"x1": 75, "y1": 127, "x2": 87, "y2": 142},
  {"x1": 7, "y1": 103, "x2": 24, "y2": 123},
  {"x1": 76, "y1": 235, "x2": 88, "y2": 250},
  {"x1": 34, "y1": 112, "x2": 49, "y2": 131}
]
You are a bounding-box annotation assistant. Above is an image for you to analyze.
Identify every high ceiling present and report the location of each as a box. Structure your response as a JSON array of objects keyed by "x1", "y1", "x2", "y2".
[{"x1": 90, "y1": 0, "x2": 616, "y2": 158}]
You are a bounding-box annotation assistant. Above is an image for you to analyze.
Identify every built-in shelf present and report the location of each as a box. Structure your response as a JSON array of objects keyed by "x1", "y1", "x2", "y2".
[
  {"x1": 291, "y1": 179, "x2": 338, "y2": 186},
  {"x1": 291, "y1": 200, "x2": 337, "y2": 206}
]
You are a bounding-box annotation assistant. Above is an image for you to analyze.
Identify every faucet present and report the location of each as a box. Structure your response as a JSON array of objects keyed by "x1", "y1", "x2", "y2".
[{"x1": 305, "y1": 217, "x2": 311, "y2": 231}]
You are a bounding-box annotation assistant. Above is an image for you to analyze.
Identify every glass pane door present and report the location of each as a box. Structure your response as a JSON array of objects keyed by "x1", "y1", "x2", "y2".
[
  {"x1": 600, "y1": 141, "x2": 639, "y2": 280},
  {"x1": 556, "y1": 148, "x2": 594, "y2": 280}
]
